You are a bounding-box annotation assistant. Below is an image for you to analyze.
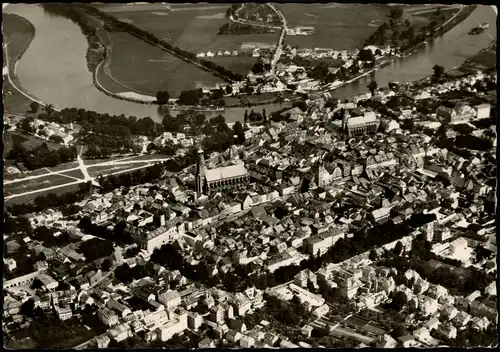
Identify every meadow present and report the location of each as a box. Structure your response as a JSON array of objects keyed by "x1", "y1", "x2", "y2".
[
  {"x1": 2, "y1": 13, "x2": 37, "y2": 114},
  {"x1": 277, "y1": 3, "x2": 391, "y2": 50}
]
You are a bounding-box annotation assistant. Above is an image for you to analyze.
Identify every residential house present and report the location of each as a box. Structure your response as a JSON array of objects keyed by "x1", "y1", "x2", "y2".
[
  {"x1": 98, "y1": 307, "x2": 119, "y2": 327},
  {"x1": 158, "y1": 290, "x2": 181, "y2": 310}
]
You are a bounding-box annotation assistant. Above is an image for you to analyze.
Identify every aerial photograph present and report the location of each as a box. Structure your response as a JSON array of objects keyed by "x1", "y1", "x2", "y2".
[{"x1": 2, "y1": 1, "x2": 497, "y2": 349}]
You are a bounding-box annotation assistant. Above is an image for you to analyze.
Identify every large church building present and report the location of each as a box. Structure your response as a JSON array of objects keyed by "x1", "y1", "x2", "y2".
[{"x1": 195, "y1": 149, "x2": 249, "y2": 198}]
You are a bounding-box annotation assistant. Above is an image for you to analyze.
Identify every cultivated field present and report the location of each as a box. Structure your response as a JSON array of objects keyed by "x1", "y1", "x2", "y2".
[
  {"x1": 205, "y1": 56, "x2": 258, "y2": 76},
  {"x1": 103, "y1": 4, "x2": 279, "y2": 54},
  {"x1": 277, "y1": 3, "x2": 391, "y2": 50},
  {"x1": 94, "y1": 3, "x2": 278, "y2": 95},
  {"x1": 104, "y1": 31, "x2": 225, "y2": 97}
]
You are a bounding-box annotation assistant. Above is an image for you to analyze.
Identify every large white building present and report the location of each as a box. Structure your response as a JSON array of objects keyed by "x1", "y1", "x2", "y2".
[
  {"x1": 344, "y1": 113, "x2": 380, "y2": 137},
  {"x1": 303, "y1": 227, "x2": 345, "y2": 256}
]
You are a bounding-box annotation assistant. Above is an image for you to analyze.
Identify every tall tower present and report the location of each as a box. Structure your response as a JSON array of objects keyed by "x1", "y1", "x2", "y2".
[
  {"x1": 195, "y1": 149, "x2": 206, "y2": 199},
  {"x1": 315, "y1": 159, "x2": 325, "y2": 189},
  {"x1": 341, "y1": 108, "x2": 348, "y2": 135}
]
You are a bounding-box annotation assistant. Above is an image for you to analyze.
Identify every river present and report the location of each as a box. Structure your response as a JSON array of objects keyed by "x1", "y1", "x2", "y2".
[
  {"x1": 330, "y1": 5, "x2": 497, "y2": 99},
  {"x1": 4, "y1": 4, "x2": 497, "y2": 122}
]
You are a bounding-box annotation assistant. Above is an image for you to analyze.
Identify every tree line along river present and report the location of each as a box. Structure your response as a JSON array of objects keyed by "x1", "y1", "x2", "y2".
[{"x1": 4, "y1": 4, "x2": 497, "y2": 124}]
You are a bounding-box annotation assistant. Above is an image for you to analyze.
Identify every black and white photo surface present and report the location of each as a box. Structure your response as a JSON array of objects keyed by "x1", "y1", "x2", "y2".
[{"x1": 2, "y1": 1, "x2": 497, "y2": 349}]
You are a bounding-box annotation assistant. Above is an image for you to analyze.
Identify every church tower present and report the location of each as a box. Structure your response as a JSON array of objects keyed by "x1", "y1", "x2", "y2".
[
  {"x1": 195, "y1": 149, "x2": 206, "y2": 199},
  {"x1": 315, "y1": 160, "x2": 326, "y2": 189}
]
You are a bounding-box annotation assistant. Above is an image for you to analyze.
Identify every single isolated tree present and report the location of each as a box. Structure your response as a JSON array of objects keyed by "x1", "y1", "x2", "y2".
[
  {"x1": 432, "y1": 64, "x2": 445, "y2": 82},
  {"x1": 367, "y1": 80, "x2": 378, "y2": 96},
  {"x1": 29, "y1": 101, "x2": 40, "y2": 113},
  {"x1": 156, "y1": 91, "x2": 170, "y2": 105},
  {"x1": 44, "y1": 104, "x2": 54, "y2": 116}
]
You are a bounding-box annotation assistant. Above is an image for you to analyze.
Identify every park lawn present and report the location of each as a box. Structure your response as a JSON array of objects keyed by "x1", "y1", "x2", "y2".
[
  {"x1": 4, "y1": 162, "x2": 78, "y2": 181},
  {"x1": 4, "y1": 168, "x2": 51, "y2": 181},
  {"x1": 60, "y1": 169, "x2": 85, "y2": 179},
  {"x1": 83, "y1": 154, "x2": 142, "y2": 165},
  {"x1": 124, "y1": 153, "x2": 171, "y2": 161},
  {"x1": 106, "y1": 31, "x2": 225, "y2": 97},
  {"x1": 4, "y1": 183, "x2": 82, "y2": 207},
  {"x1": 4, "y1": 174, "x2": 76, "y2": 197},
  {"x1": 47, "y1": 161, "x2": 80, "y2": 173},
  {"x1": 87, "y1": 162, "x2": 148, "y2": 177},
  {"x1": 277, "y1": 3, "x2": 391, "y2": 50}
]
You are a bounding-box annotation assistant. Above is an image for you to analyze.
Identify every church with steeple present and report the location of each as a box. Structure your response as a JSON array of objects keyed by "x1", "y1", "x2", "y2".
[{"x1": 194, "y1": 148, "x2": 250, "y2": 199}]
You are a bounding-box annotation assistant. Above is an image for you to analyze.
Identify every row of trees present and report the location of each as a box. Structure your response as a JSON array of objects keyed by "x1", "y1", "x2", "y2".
[
  {"x1": 176, "y1": 88, "x2": 226, "y2": 107},
  {"x1": 98, "y1": 163, "x2": 164, "y2": 193},
  {"x1": 6, "y1": 141, "x2": 77, "y2": 170},
  {"x1": 218, "y1": 22, "x2": 272, "y2": 35},
  {"x1": 78, "y1": 216, "x2": 134, "y2": 246},
  {"x1": 39, "y1": 107, "x2": 161, "y2": 137},
  {"x1": 77, "y1": 237, "x2": 115, "y2": 262},
  {"x1": 244, "y1": 108, "x2": 267, "y2": 122},
  {"x1": 74, "y1": 4, "x2": 244, "y2": 82}
]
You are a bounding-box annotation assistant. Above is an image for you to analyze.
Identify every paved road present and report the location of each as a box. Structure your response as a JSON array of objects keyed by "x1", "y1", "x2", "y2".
[{"x1": 267, "y1": 4, "x2": 287, "y2": 75}]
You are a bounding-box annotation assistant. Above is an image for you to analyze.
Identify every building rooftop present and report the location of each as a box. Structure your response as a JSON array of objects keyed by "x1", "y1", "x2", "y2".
[
  {"x1": 205, "y1": 164, "x2": 249, "y2": 183},
  {"x1": 347, "y1": 114, "x2": 378, "y2": 127}
]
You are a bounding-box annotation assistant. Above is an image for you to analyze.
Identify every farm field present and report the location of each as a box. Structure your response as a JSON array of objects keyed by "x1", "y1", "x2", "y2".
[
  {"x1": 277, "y1": 3, "x2": 391, "y2": 50},
  {"x1": 205, "y1": 56, "x2": 258, "y2": 76},
  {"x1": 104, "y1": 31, "x2": 225, "y2": 97},
  {"x1": 105, "y1": 5, "x2": 279, "y2": 53},
  {"x1": 2, "y1": 13, "x2": 37, "y2": 114}
]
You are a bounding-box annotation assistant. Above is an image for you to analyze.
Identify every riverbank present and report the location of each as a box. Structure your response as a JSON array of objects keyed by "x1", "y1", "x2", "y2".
[
  {"x1": 325, "y1": 5, "x2": 479, "y2": 99},
  {"x1": 2, "y1": 13, "x2": 48, "y2": 114},
  {"x1": 400, "y1": 5, "x2": 477, "y2": 58}
]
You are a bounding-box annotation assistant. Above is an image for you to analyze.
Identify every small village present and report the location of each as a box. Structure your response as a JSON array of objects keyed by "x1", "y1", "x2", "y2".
[{"x1": 3, "y1": 60, "x2": 497, "y2": 349}]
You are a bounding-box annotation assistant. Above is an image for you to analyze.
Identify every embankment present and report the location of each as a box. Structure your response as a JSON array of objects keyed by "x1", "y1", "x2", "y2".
[{"x1": 3, "y1": 13, "x2": 53, "y2": 110}]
